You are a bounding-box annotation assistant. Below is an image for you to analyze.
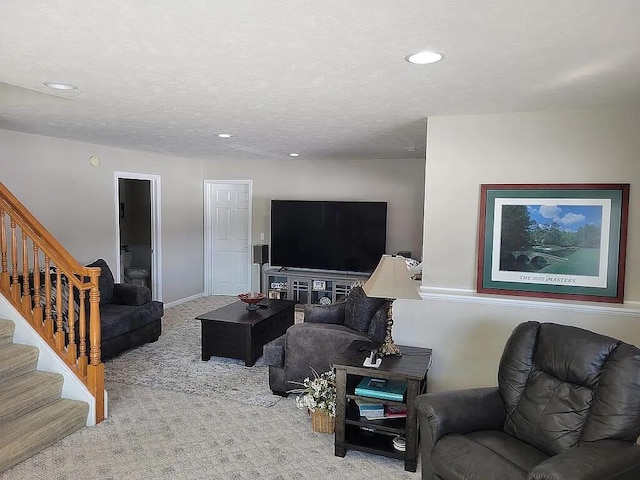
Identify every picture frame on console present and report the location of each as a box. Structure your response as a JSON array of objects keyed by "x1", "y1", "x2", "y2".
[{"x1": 477, "y1": 183, "x2": 629, "y2": 303}]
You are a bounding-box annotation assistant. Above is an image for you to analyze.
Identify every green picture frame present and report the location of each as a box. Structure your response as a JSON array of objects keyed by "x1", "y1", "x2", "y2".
[{"x1": 477, "y1": 183, "x2": 630, "y2": 303}]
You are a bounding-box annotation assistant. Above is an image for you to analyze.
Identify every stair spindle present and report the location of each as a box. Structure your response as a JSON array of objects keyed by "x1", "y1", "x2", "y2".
[
  {"x1": 21, "y1": 231, "x2": 32, "y2": 316},
  {"x1": 0, "y1": 210, "x2": 8, "y2": 291},
  {"x1": 77, "y1": 289, "x2": 87, "y2": 377},
  {"x1": 33, "y1": 245, "x2": 45, "y2": 329},
  {"x1": 10, "y1": 220, "x2": 19, "y2": 302}
]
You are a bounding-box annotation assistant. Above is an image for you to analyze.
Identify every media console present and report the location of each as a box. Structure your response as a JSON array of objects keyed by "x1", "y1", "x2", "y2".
[{"x1": 263, "y1": 267, "x2": 369, "y2": 305}]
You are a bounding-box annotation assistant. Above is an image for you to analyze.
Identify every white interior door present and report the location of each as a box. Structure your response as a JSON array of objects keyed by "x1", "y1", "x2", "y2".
[{"x1": 205, "y1": 181, "x2": 252, "y2": 295}]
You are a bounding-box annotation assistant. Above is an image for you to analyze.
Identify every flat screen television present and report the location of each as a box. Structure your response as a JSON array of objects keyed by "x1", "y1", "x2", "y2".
[{"x1": 270, "y1": 200, "x2": 387, "y2": 273}]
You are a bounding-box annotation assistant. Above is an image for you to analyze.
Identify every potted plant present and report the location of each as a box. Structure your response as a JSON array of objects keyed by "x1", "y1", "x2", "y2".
[{"x1": 290, "y1": 368, "x2": 337, "y2": 433}]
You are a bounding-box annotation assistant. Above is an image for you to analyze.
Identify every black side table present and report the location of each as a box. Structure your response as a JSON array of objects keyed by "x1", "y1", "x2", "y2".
[{"x1": 334, "y1": 340, "x2": 432, "y2": 472}]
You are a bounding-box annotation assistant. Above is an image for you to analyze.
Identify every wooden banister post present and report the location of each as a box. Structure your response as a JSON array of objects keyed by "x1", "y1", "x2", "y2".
[
  {"x1": 87, "y1": 267, "x2": 104, "y2": 421},
  {"x1": 87, "y1": 363, "x2": 105, "y2": 423},
  {"x1": 88, "y1": 271, "x2": 101, "y2": 366}
]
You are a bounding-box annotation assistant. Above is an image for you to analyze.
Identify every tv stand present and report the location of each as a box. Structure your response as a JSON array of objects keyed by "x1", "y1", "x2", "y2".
[{"x1": 263, "y1": 268, "x2": 369, "y2": 305}]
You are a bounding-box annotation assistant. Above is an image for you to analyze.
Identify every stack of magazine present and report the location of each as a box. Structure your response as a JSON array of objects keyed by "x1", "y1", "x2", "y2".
[
  {"x1": 355, "y1": 377, "x2": 407, "y2": 402},
  {"x1": 354, "y1": 377, "x2": 408, "y2": 420}
]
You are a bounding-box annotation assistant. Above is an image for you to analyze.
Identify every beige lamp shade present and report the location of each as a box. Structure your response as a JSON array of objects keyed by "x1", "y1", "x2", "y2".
[{"x1": 363, "y1": 255, "x2": 421, "y2": 300}]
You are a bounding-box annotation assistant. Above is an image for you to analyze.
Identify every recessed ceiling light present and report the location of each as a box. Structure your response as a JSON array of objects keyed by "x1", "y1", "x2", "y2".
[
  {"x1": 405, "y1": 51, "x2": 443, "y2": 65},
  {"x1": 217, "y1": 133, "x2": 233, "y2": 138},
  {"x1": 43, "y1": 81, "x2": 78, "y2": 90},
  {"x1": 289, "y1": 153, "x2": 299, "y2": 157}
]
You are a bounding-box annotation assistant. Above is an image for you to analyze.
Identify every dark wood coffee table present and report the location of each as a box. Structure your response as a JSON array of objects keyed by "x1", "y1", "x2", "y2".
[{"x1": 196, "y1": 299, "x2": 295, "y2": 367}]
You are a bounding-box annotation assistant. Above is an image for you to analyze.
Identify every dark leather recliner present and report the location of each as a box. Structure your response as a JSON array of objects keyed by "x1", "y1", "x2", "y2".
[{"x1": 416, "y1": 321, "x2": 640, "y2": 480}]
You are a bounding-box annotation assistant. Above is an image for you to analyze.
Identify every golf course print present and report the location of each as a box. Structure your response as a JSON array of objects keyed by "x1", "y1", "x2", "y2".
[{"x1": 499, "y1": 204, "x2": 603, "y2": 276}]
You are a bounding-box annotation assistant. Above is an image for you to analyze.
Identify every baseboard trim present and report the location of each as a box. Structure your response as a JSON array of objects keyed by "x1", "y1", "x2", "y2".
[
  {"x1": 418, "y1": 286, "x2": 640, "y2": 317},
  {"x1": 164, "y1": 292, "x2": 206, "y2": 308}
]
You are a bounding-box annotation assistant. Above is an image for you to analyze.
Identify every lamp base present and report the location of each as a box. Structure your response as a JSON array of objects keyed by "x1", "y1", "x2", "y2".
[
  {"x1": 378, "y1": 301, "x2": 402, "y2": 356},
  {"x1": 378, "y1": 334, "x2": 401, "y2": 356}
]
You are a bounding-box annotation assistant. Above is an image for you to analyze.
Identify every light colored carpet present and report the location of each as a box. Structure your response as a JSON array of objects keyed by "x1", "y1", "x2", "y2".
[
  {"x1": 0, "y1": 296, "x2": 421, "y2": 479},
  {"x1": 106, "y1": 295, "x2": 281, "y2": 407}
]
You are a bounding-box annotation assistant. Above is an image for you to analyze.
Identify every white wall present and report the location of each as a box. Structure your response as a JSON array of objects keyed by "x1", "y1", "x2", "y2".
[
  {"x1": 394, "y1": 107, "x2": 640, "y2": 393},
  {"x1": 0, "y1": 129, "x2": 205, "y2": 303}
]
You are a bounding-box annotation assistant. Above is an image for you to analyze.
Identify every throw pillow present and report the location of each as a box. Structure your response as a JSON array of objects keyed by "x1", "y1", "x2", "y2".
[
  {"x1": 85, "y1": 258, "x2": 114, "y2": 305},
  {"x1": 367, "y1": 302, "x2": 389, "y2": 344},
  {"x1": 344, "y1": 286, "x2": 386, "y2": 333},
  {"x1": 304, "y1": 301, "x2": 346, "y2": 324}
]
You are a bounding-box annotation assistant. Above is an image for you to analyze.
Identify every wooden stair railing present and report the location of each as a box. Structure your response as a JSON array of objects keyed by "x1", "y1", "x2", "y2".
[{"x1": 0, "y1": 181, "x2": 104, "y2": 423}]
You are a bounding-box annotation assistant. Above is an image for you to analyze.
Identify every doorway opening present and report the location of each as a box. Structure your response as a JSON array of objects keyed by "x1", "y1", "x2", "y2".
[{"x1": 114, "y1": 172, "x2": 162, "y2": 301}]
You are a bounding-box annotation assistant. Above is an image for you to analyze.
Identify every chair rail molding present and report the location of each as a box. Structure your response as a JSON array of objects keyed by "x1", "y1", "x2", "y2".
[{"x1": 419, "y1": 286, "x2": 640, "y2": 317}]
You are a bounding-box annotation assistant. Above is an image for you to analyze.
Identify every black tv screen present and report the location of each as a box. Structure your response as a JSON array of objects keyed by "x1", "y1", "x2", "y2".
[{"x1": 270, "y1": 200, "x2": 387, "y2": 273}]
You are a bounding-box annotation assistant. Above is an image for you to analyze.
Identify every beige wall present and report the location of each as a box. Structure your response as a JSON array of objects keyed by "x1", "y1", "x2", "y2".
[
  {"x1": 1, "y1": 129, "x2": 424, "y2": 302},
  {"x1": 0, "y1": 129, "x2": 205, "y2": 303},
  {"x1": 394, "y1": 106, "x2": 640, "y2": 393},
  {"x1": 7, "y1": 108, "x2": 638, "y2": 395},
  {"x1": 204, "y1": 158, "x2": 426, "y2": 260},
  {"x1": 422, "y1": 107, "x2": 639, "y2": 295}
]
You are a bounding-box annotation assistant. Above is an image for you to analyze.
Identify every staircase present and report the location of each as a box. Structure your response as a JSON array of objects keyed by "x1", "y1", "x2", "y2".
[{"x1": 0, "y1": 319, "x2": 88, "y2": 473}]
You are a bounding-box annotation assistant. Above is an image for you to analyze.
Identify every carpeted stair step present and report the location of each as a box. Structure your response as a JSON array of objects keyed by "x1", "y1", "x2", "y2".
[
  {"x1": 0, "y1": 343, "x2": 39, "y2": 383},
  {"x1": 0, "y1": 319, "x2": 15, "y2": 346},
  {"x1": 0, "y1": 371, "x2": 65, "y2": 425},
  {"x1": 0, "y1": 398, "x2": 88, "y2": 473}
]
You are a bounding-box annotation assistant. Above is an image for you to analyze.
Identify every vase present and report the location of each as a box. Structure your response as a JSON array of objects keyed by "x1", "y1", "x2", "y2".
[{"x1": 310, "y1": 410, "x2": 335, "y2": 433}]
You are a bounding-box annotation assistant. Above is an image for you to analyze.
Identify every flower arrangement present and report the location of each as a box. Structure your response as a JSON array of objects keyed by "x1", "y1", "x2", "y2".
[{"x1": 290, "y1": 367, "x2": 337, "y2": 418}]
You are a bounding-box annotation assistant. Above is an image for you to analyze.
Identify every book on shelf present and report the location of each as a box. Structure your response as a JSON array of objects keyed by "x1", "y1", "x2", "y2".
[
  {"x1": 355, "y1": 399, "x2": 383, "y2": 409},
  {"x1": 354, "y1": 377, "x2": 407, "y2": 402},
  {"x1": 359, "y1": 406, "x2": 407, "y2": 421},
  {"x1": 360, "y1": 407, "x2": 384, "y2": 417},
  {"x1": 384, "y1": 405, "x2": 407, "y2": 418},
  {"x1": 355, "y1": 399, "x2": 384, "y2": 417},
  {"x1": 362, "y1": 410, "x2": 385, "y2": 420}
]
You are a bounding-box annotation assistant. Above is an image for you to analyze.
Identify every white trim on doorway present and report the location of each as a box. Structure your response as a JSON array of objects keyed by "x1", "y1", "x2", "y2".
[
  {"x1": 114, "y1": 171, "x2": 163, "y2": 302},
  {"x1": 203, "y1": 180, "x2": 253, "y2": 296}
]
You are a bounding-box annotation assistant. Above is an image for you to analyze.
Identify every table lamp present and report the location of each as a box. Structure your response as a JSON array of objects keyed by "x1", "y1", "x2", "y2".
[{"x1": 363, "y1": 254, "x2": 421, "y2": 356}]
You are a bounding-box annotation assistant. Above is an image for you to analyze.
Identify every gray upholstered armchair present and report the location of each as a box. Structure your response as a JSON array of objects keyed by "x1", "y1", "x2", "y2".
[
  {"x1": 416, "y1": 321, "x2": 640, "y2": 480},
  {"x1": 263, "y1": 286, "x2": 388, "y2": 395}
]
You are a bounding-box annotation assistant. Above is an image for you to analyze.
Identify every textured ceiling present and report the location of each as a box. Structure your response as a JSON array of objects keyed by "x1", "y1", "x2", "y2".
[{"x1": 1, "y1": 1, "x2": 639, "y2": 161}]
